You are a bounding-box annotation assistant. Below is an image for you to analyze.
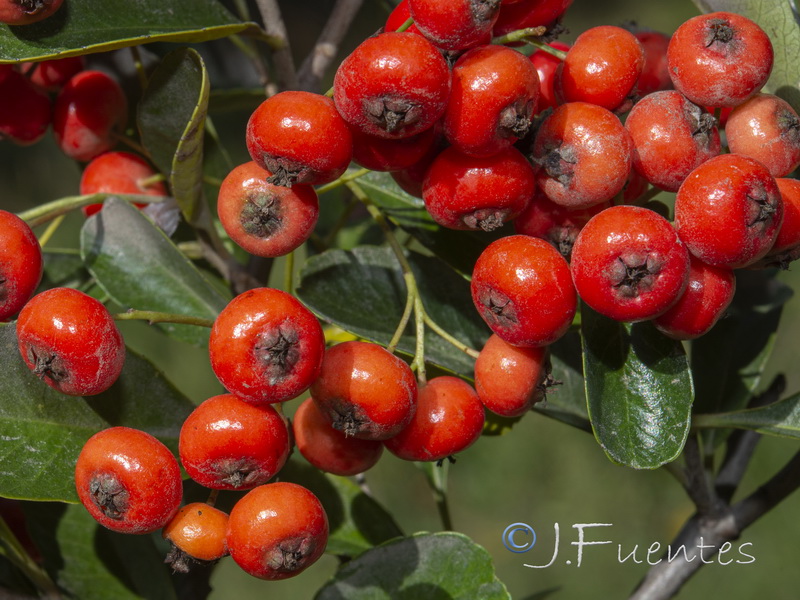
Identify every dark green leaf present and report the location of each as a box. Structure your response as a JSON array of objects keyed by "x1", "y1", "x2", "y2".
[
  {"x1": 0, "y1": 0, "x2": 263, "y2": 63},
  {"x1": 0, "y1": 323, "x2": 193, "y2": 502},
  {"x1": 280, "y1": 460, "x2": 403, "y2": 558},
  {"x1": 581, "y1": 305, "x2": 694, "y2": 469},
  {"x1": 208, "y1": 88, "x2": 265, "y2": 114},
  {"x1": 356, "y1": 171, "x2": 497, "y2": 275},
  {"x1": 138, "y1": 48, "x2": 209, "y2": 224},
  {"x1": 315, "y1": 532, "x2": 510, "y2": 600},
  {"x1": 296, "y1": 246, "x2": 487, "y2": 377},
  {"x1": 692, "y1": 0, "x2": 800, "y2": 113},
  {"x1": 694, "y1": 392, "x2": 800, "y2": 439},
  {"x1": 80, "y1": 198, "x2": 229, "y2": 346},
  {"x1": 691, "y1": 271, "x2": 790, "y2": 417},
  {"x1": 24, "y1": 502, "x2": 176, "y2": 600},
  {"x1": 534, "y1": 330, "x2": 590, "y2": 432}
]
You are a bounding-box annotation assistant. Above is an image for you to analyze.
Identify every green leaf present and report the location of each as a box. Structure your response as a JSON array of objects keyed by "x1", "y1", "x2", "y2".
[
  {"x1": 691, "y1": 0, "x2": 800, "y2": 113},
  {"x1": 694, "y1": 392, "x2": 800, "y2": 439},
  {"x1": 138, "y1": 48, "x2": 209, "y2": 224},
  {"x1": 356, "y1": 171, "x2": 497, "y2": 275},
  {"x1": 0, "y1": 0, "x2": 264, "y2": 63},
  {"x1": 691, "y1": 271, "x2": 790, "y2": 416},
  {"x1": 280, "y1": 460, "x2": 403, "y2": 558},
  {"x1": 315, "y1": 532, "x2": 510, "y2": 600},
  {"x1": 581, "y1": 305, "x2": 694, "y2": 469},
  {"x1": 23, "y1": 502, "x2": 176, "y2": 600},
  {"x1": 296, "y1": 245, "x2": 488, "y2": 378},
  {"x1": 535, "y1": 331, "x2": 590, "y2": 432},
  {"x1": 80, "y1": 198, "x2": 229, "y2": 346},
  {"x1": 0, "y1": 323, "x2": 193, "y2": 503}
]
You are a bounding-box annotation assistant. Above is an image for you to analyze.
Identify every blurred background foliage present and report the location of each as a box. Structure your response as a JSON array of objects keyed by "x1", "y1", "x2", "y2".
[{"x1": 3, "y1": 0, "x2": 800, "y2": 598}]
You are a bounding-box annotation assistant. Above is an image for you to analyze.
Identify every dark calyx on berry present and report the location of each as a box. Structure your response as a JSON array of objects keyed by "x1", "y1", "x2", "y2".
[
  {"x1": 254, "y1": 324, "x2": 300, "y2": 386},
  {"x1": 607, "y1": 253, "x2": 664, "y2": 298},
  {"x1": 477, "y1": 288, "x2": 518, "y2": 326},
  {"x1": 241, "y1": 192, "x2": 283, "y2": 239},
  {"x1": 364, "y1": 97, "x2": 422, "y2": 134},
  {"x1": 90, "y1": 474, "x2": 129, "y2": 520}
]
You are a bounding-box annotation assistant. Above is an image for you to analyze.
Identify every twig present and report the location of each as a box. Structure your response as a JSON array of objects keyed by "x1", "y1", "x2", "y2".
[
  {"x1": 298, "y1": 0, "x2": 364, "y2": 91},
  {"x1": 113, "y1": 309, "x2": 214, "y2": 328},
  {"x1": 254, "y1": 0, "x2": 299, "y2": 93}
]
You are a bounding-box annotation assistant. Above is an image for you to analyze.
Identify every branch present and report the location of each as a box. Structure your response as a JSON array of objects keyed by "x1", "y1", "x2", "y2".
[
  {"x1": 297, "y1": 0, "x2": 365, "y2": 91},
  {"x1": 254, "y1": 0, "x2": 299, "y2": 92}
]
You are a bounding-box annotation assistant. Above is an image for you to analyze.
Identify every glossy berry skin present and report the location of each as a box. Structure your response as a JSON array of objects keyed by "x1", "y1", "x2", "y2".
[
  {"x1": 292, "y1": 397, "x2": 383, "y2": 476},
  {"x1": 423, "y1": 146, "x2": 535, "y2": 231},
  {"x1": 80, "y1": 151, "x2": 167, "y2": 217},
  {"x1": 0, "y1": 70, "x2": 52, "y2": 145},
  {"x1": 533, "y1": 102, "x2": 633, "y2": 209},
  {"x1": 179, "y1": 393, "x2": 290, "y2": 491},
  {"x1": 53, "y1": 70, "x2": 127, "y2": 162},
  {"x1": 209, "y1": 288, "x2": 325, "y2": 405},
  {"x1": 390, "y1": 131, "x2": 447, "y2": 198},
  {"x1": 749, "y1": 177, "x2": 800, "y2": 269},
  {"x1": 384, "y1": 376, "x2": 484, "y2": 462},
  {"x1": 333, "y1": 32, "x2": 451, "y2": 140},
  {"x1": 625, "y1": 91, "x2": 721, "y2": 192},
  {"x1": 74, "y1": 427, "x2": 182, "y2": 534},
  {"x1": 227, "y1": 482, "x2": 328, "y2": 581},
  {"x1": 726, "y1": 93, "x2": 800, "y2": 178},
  {"x1": 444, "y1": 44, "x2": 539, "y2": 157},
  {"x1": 0, "y1": 0, "x2": 62, "y2": 25},
  {"x1": 555, "y1": 25, "x2": 644, "y2": 112},
  {"x1": 385, "y1": 0, "x2": 421, "y2": 34},
  {"x1": 217, "y1": 161, "x2": 319, "y2": 257},
  {"x1": 408, "y1": 0, "x2": 500, "y2": 51},
  {"x1": 0, "y1": 210, "x2": 43, "y2": 321},
  {"x1": 493, "y1": 0, "x2": 573, "y2": 37},
  {"x1": 474, "y1": 334, "x2": 549, "y2": 417},
  {"x1": 350, "y1": 125, "x2": 438, "y2": 172},
  {"x1": 513, "y1": 189, "x2": 606, "y2": 261},
  {"x1": 674, "y1": 154, "x2": 783, "y2": 268},
  {"x1": 529, "y1": 41, "x2": 570, "y2": 113},
  {"x1": 163, "y1": 503, "x2": 229, "y2": 572},
  {"x1": 471, "y1": 235, "x2": 576, "y2": 347},
  {"x1": 667, "y1": 12, "x2": 773, "y2": 108},
  {"x1": 571, "y1": 205, "x2": 691, "y2": 322},
  {"x1": 653, "y1": 256, "x2": 735, "y2": 340},
  {"x1": 633, "y1": 29, "x2": 673, "y2": 96},
  {"x1": 310, "y1": 341, "x2": 417, "y2": 441},
  {"x1": 246, "y1": 91, "x2": 352, "y2": 187},
  {"x1": 22, "y1": 56, "x2": 85, "y2": 91},
  {"x1": 17, "y1": 288, "x2": 126, "y2": 396}
]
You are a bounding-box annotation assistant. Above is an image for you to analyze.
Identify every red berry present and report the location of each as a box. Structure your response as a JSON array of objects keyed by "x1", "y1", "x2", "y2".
[
  {"x1": 17, "y1": 287, "x2": 126, "y2": 396},
  {"x1": 246, "y1": 91, "x2": 352, "y2": 187},
  {"x1": 310, "y1": 341, "x2": 417, "y2": 440},
  {"x1": 625, "y1": 90, "x2": 721, "y2": 192},
  {"x1": 53, "y1": 70, "x2": 128, "y2": 162},
  {"x1": 385, "y1": 0, "x2": 421, "y2": 35},
  {"x1": 227, "y1": 482, "x2": 328, "y2": 580},
  {"x1": 533, "y1": 101, "x2": 633, "y2": 209},
  {"x1": 765, "y1": 178, "x2": 800, "y2": 264},
  {"x1": 632, "y1": 29, "x2": 673, "y2": 96},
  {"x1": 333, "y1": 32, "x2": 451, "y2": 139},
  {"x1": 292, "y1": 397, "x2": 383, "y2": 476},
  {"x1": 423, "y1": 146, "x2": 535, "y2": 231},
  {"x1": 0, "y1": 210, "x2": 43, "y2": 321},
  {"x1": 74, "y1": 426, "x2": 182, "y2": 534},
  {"x1": 474, "y1": 334, "x2": 550, "y2": 417},
  {"x1": 80, "y1": 151, "x2": 167, "y2": 217},
  {"x1": 555, "y1": 25, "x2": 644, "y2": 112},
  {"x1": 384, "y1": 376, "x2": 485, "y2": 462},
  {"x1": 22, "y1": 56, "x2": 85, "y2": 92},
  {"x1": 179, "y1": 393, "x2": 290, "y2": 490},
  {"x1": 350, "y1": 124, "x2": 438, "y2": 172},
  {"x1": 529, "y1": 41, "x2": 570, "y2": 113},
  {"x1": 217, "y1": 161, "x2": 319, "y2": 257},
  {"x1": 408, "y1": 0, "x2": 501, "y2": 51},
  {"x1": 571, "y1": 205, "x2": 690, "y2": 322},
  {"x1": 725, "y1": 93, "x2": 800, "y2": 178},
  {"x1": 653, "y1": 255, "x2": 736, "y2": 340},
  {"x1": 444, "y1": 44, "x2": 539, "y2": 157},
  {"x1": 471, "y1": 235, "x2": 577, "y2": 347},
  {"x1": 667, "y1": 12, "x2": 773, "y2": 108},
  {"x1": 0, "y1": 0, "x2": 63, "y2": 25},
  {"x1": 493, "y1": 0, "x2": 573, "y2": 37},
  {"x1": 674, "y1": 154, "x2": 783, "y2": 268},
  {"x1": 163, "y1": 503, "x2": 229, "y2": 572},
  {"x1": 209, "y1": 288, "x2": 325, "y2": 405},
  {"x1": 0, "y1": 70, "x2": 52, "y2": 145}
]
